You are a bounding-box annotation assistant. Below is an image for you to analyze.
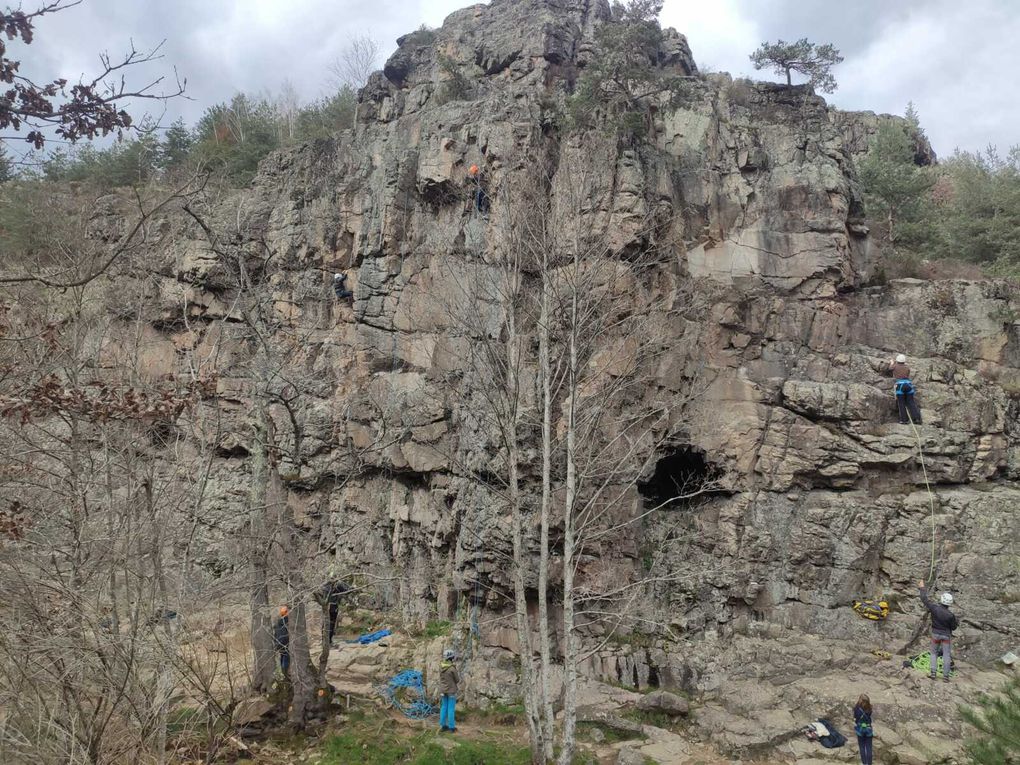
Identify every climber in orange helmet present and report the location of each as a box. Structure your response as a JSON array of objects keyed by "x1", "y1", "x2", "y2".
[
  {"x1": 274, "y1": 606, "x2": 290, "y2": 675},
  {"x1": 467, "y1": 163, "x2": 489, "y2": 215}
]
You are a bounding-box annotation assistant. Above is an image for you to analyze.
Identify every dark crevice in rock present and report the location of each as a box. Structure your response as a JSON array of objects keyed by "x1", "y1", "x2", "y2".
[{"x1": 638, "y1": 446, "x2": 728, "y2": 508}]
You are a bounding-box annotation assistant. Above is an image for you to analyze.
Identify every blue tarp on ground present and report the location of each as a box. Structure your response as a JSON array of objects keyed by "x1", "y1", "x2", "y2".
[{"x1": 348, "y1": 628, "x2": 391, "y2": 645}]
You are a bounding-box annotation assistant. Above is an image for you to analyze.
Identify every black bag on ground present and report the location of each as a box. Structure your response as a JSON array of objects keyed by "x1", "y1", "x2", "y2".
[{"x1": 817, "y1": 718, "x2": 847, "y2": 748}]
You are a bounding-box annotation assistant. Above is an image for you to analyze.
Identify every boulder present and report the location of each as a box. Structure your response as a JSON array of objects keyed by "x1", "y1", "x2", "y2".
[{"x1": 636, "y1": 690, "x2": 690, "y2": 717}]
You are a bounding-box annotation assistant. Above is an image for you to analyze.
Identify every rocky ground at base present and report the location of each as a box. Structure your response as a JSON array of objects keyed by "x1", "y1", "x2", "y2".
[{"x1": 197, "y1": 610, "x2": 1016, "y2": 764}]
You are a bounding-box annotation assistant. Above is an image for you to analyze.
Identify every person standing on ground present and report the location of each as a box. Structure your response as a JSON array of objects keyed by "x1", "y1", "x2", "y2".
[
  {"x1": 853, "y1": 694, "x2": 874, "y2": 765},
  {"x1": 274, "y1": 606, "x2": 290, "y2": 676},
  {"x1": 315, "y1": 580, "x2": 351, "y2": 645},
  {"x1": 439, "y1": 648, "x2": 461, "y2": 733},
  {"x1": 888, "y1": 353, "x2": 922, "y2": 424},
  {"x1": 918, "y1": 580, "x2": 958, "y2": 682}
]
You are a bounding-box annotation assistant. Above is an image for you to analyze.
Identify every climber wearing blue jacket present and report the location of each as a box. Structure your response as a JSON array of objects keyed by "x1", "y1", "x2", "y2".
[{"x1": 889, "y1": 354, "x2": 922, "y2": 425}]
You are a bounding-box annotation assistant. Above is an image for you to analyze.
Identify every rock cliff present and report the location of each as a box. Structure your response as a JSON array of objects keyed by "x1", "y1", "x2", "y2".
[{"x1": 136, "y1": 0, "x2": 1017, "y2": 760}]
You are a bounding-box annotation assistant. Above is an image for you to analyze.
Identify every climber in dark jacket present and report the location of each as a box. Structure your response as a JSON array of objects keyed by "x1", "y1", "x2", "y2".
[
  {"x1": 888, "y1": 353, "x2": 922, "y2": 424},
  {"x1": 315, "y1": 580, "x2": 352, "y2": 645},
  {"x1": 467, "y1": 164, "x2": 490, "y2": 215},
  {"x1": 274, "y1": 606, "x2": 290, "y2": 675},
  {"x1": 918, "y1": 580, "x2": 958, "y2": 681},
  {"x1": 333, "y1": 272, "x2": 353, "y2": 301}
]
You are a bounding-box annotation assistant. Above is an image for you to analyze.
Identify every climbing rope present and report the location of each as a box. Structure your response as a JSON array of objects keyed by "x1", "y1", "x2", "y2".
[
  {"x1": 905, "y1": 651, "x2": 954, "y2": 677},
  {"x1": 905, "y1": 407, "x2": 937, "y2": 583},
  {"x1": 377, "y1": 669, "x2": 437, "y2": 719}
]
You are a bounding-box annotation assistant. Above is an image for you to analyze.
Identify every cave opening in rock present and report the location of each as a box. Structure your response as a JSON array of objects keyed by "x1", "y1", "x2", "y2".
[{"x1": 637, "y1": 446, "x2": 721, "y2": 508}]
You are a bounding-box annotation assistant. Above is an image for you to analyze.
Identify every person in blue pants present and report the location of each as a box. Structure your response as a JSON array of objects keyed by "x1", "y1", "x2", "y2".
[
  {"x1": 439, "y1": 649, "x2": 461, "y2": 733},
  {"x1": 853, "y1": 694, "x2": 874, "y2": 765}
]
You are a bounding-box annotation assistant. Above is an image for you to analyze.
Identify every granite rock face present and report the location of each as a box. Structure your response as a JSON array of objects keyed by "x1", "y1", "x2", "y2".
[{"x1": 127, "y1": 0, "x2": 1018, "y2": 760}]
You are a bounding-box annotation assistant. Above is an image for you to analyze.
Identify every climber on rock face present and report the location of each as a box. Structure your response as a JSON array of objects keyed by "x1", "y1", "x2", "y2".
[
  {"x1": 467, "y1": 163, "x2": 490, "y2": 215},
  {"x1": 333, "y1": 272, "x2": 353, "y2": 301},
  {"x1": 918, "y1": 580, "x2": 957, "y2": 682},
  {"x1": 274, "y1": 606, "x2": 290, "y2": 675},
  {"x1": 888, "y1": 353, "x2": 922, "y2": 425}
]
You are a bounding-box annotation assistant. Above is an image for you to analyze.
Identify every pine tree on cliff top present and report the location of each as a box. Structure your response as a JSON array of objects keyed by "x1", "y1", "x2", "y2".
[{"x1": 750, "y1": 38, "x2": 843, "y2": 93}]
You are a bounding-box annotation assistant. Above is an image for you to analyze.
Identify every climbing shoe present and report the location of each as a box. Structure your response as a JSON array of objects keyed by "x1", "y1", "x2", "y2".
[
  {"x1": 929, "y1": 674, "x2": 936, "y2": 680},
  {"x1": 944, "y1": 676, "x2": 951, "y2": 684}
]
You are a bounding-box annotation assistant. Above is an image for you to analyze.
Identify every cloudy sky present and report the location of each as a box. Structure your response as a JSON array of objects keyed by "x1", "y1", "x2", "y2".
[{"x1": 19, "y1": 0, "x2": 1020, "y2": 157}]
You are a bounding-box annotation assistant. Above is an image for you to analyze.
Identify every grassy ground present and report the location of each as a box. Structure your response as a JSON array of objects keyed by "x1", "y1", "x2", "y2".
[{"x1": 313, "y1": 708, "x2": 531, "y2": 765}]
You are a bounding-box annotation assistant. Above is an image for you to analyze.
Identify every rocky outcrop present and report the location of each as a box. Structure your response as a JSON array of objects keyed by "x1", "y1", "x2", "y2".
[{"x1": 118, "y1": 0, "x2": 1018, "y2": 761}]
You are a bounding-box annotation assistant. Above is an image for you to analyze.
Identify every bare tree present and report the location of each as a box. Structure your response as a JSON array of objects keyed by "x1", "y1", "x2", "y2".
[
  {"x1": 328, "y1": 34, "x2": 380, "y2": 90},
  {"x1": 1, "y1": 1, "x2": 186, "y2": 151},
  {"x1": 0, "y1": 226, "x2": 214, "y2": 763},
  {"x1": 435, "y1": 137, "x2": 711, "y2": 763}
]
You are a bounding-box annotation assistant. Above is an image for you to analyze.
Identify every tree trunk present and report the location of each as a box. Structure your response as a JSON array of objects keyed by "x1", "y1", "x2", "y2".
[
  {"x1": 505, "y1": 301, "x2": 547, "y2": 764},
  {"x1": 537, "y1": 259, "x2": 556, "y2": 760},
  {"x1": 287, "y1": 601, "x2": 316, "y2": 727},
  {"x1": 267, "y1": 417, "x2": 316, "y2": 728},
  {"x1": 785, "y1": 68, "x2": 792, "y2": 86},
  {"x1": 249, "y1": 403, "x2": 276, "y2": 693},
  {"x1": 557, "y1": 270, "x2": 581, "y2": 765}
]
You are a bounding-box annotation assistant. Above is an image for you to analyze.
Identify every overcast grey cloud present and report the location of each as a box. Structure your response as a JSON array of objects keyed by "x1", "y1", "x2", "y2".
[{"x1": 16, "y1": 0, "x2": 1018, "y2": 156}]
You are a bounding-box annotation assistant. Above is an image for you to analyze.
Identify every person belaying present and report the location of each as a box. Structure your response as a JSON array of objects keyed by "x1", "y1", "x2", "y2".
[
  {"x1": 315, "y1": 579, "x2": 352, "y2": 645},
  {"x1": 274, "y1": 605, "x2": 290, "y2": 676},
  {"x1": 468, "y1": 164, "x2": 490, "y2": 215},
  {"x1": 888, "y1": 353, "x2": 922, "y2": 425},
  {"x1": 333, "y1": 272, "x2": 353, "y2": 301},
  {"x1": 852, "y1": 694, "x2": 874, "y2": 765},
  {"x1": 438, "y1": 648, "x2": 461, "y2": 733},
  {"x1": 918, "y1": 580, "x2": 958, "y2": 682}
]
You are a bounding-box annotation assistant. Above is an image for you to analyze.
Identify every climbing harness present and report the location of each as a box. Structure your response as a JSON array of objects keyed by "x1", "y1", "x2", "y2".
[
  {"x1": 852, "y1": 599, "x2": 890, "y2": 621},
  {"x1": 377, "y1": 669, "x2": 437, "y2": 719},
  {"x1": 894, "y1": 378, "x2": 915, "y2": 396},
  {"x1": 347, "y1": 628, "x2": 391, "y2": 645}
]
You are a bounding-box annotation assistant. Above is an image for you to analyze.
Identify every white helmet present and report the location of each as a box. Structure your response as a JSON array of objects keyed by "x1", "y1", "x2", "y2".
[
  {"x1": 940, "y1": 592, "x2": 954, "y2": 606},
  {"x1": 334, "y1": 272, "x2": 343, "y2": 279},
  {"x1": 443, "y1": 649, "x2": 455, "y2": 660},
  {"x1": 896, "y1": 353, "x2": 907, "y2": 364}
]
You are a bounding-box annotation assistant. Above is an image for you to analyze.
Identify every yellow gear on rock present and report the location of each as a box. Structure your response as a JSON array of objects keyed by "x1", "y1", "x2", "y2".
[{"x1": 852, "y1": 599, "x2": 890, "y2": 620}]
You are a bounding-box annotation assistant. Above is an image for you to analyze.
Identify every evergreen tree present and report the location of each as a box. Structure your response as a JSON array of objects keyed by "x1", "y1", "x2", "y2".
[
  {"x1": 937, "y1": 147, "x2": 1020, "y2": 270},
  {"x1": 750, "y1": 38, "x2": 844, "y2": 93},
  {"x1": 0, "y1": 145, "x2": 13, "y2": 183},
  {"x1": 160, "y1": 118, "x2": 194, "y2": 171},
  {"x1": 568, "y1": 0, "x2": 693, "y2": 140},
  {"x1": 961, "y1": 677, "x2": 1020, "y2": 764},
  {"x1": 294, "y1": 88, "x2": 358, "y2": 141},
  {"x1": 859, "y1": 120, "x2": 935, "y2": 248},
  {"x1": 193, "y1": 94, "x2": 281, "y2": 185}
]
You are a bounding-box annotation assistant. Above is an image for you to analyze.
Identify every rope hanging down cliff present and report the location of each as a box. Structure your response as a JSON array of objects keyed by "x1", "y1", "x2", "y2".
[{"x1": 905, "y1": 408, "x2": 937, "y2": 584}]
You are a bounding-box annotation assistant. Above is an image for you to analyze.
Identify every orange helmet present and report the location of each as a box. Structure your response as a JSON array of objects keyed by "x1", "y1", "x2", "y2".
[
  {"x1": 468, "y1": 164, "x2": 479, "y2": 175},
  {"x1": 279, "y1": 606, "x2": 289, "y2": 617}
]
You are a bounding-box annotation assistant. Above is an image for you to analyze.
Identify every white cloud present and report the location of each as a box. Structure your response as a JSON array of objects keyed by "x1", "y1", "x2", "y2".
[
  {"x1": 830, "y1": 0, "x2": 1020, "y2": 154},
  {"x1": 10, "y1": 0, "x2": 1018, "y2": 155},
  {"x1": 660, "y1": 0, "x2": 760, "y2": 77}
]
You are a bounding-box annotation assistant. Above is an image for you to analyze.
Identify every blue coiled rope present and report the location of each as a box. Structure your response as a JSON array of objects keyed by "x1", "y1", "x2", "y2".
[{"x1": 377, "y1": 669, "x2": 437, "y2": 719}]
